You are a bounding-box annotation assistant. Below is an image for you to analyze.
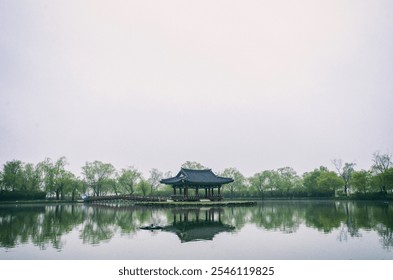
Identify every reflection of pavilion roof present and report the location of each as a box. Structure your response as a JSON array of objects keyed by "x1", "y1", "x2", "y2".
[
  {"x1": 160, "y1": 168, "x2": 233, "y2": 186},
  {"x1": 162, "y1": 221, "x2": 235, "y2": 243}
]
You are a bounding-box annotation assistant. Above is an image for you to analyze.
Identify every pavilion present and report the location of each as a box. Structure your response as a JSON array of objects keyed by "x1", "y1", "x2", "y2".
[{"x1": 160, "y1": 168, "x2": 234, "y2": 201}]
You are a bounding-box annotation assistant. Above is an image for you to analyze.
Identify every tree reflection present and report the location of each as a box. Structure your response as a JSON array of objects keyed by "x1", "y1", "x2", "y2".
[
  {"x1": 250, "y1": 202, "x2": 303, "y2": 233},
  {"x1": 0, "y1": 205, "x2": 82, "y2": 250},
  {"x1": 0, "y1": 201, "x2": 392, "y2": 251}
]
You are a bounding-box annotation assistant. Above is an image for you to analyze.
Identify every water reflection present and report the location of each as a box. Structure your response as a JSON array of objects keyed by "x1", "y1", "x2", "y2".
[
  {"x1": 161, "y1": 208, "x2": 235, "y2": 242},
  {"x1": 1, "y1": 201, "x2": 392, "y2": 253}
]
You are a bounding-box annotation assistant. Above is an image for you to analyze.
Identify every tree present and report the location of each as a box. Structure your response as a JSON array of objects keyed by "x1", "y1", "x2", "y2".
[
  {"x1": 302, "y1": 166, "x2": 329, "y2": 196},
  {"x1": 56, "y1": 170, "x2": 75, "y2": 200},
  {"x1": 317, "y1": 171, "x2": 344, "y2": 196},
  {"x1": 220, "y1": 167, "x2": 245, "y2": 198},
  {"x1": 2, "y1": 160, "x2": 23, "y2": 191},
  {"x1": 38, "y1": 158, "x2": 55, "y2": 197},
  {"x1": 276, "y1": 167, "x2": 299, "y2": 195},
  {"x1": 117, "y1": 167, "x2": 141, "y2": 195},
  {"x1": 249, "y1": 170, "x2": 275, "y2": 198},
  {"x1": 181, "y1": 161, "x2": 208, "y2": 170},
  {"x1": 371, "y1": 152, "x2": 392, "y2": 194},
  {"x1": 82, "y1": 161, "x2": 116, "y2": 196},
  {"x1": 351, "y1": 170, "x2": 372, "y2": 194},
  {"x1": 137, "y1": 179, "x2": 149, "y2": 196},
  {"x1": 52, "y1": 157, "x2": 70, "y2": 200},
  {"x1": 266, "y1": 170, "x2": 279, "y2": 194},
  {"x1": 67, "y1": 176, "x2": 84, "y2": 201},
  {"x1": 21, "y1": 163, "x2": 42, "y2": 192},
  {"x1": 332, "y1": 159, "x2": 356, "y2": 196},
  {"x1": 39, "y1": 157, "x2": 70, "y2": 200},
  {"x1": 148, "y1": 168, "x2": 163, "y2": 195},
  {"x1": 0, "y1": 170, "x2": 3, "y2": 191},
  {"x1": 385, "y1": 168, "x2": 393, "y2": 193}
]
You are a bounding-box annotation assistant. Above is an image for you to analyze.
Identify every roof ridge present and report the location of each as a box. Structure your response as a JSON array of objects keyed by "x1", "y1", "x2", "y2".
[{"x1": 181, "y1": 167, "x2": 212, "y2": 171}]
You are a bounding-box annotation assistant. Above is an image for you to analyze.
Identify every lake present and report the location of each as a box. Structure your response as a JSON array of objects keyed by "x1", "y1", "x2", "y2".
[{"x1": 0, "y1": 200, "x2": 392, "y2": 259}]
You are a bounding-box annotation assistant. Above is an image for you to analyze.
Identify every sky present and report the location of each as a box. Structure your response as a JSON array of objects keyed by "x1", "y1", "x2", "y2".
[{"x1": 1, "y1": 0, "x2": 392, "y2": 178}]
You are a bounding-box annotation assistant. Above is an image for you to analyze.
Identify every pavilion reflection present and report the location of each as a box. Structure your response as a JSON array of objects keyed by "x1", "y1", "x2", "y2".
[{"x1": 162, "y1": 207, "x2": 235, "y2": 243}]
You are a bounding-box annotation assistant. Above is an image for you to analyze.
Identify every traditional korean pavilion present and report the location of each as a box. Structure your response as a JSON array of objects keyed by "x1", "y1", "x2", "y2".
[{"x1": 160, "y1": 168, "x2": 233, "y2": 201}]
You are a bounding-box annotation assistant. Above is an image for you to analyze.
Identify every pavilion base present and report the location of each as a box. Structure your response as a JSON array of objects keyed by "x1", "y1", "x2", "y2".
[{"x1": 171, "y1": 195, "x2": 223, "y2": 202}]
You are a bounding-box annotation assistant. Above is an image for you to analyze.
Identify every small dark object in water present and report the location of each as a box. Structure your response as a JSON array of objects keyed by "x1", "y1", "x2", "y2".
[{"x1": 140, "y1": 224, "x2": 163, "y2": 230}]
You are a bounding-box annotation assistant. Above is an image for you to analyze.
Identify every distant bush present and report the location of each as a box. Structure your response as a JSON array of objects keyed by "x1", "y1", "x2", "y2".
[
  {"x1": 350, "y1": 192, "x2": 393, "y2": 200},
  {"x1": 0, "y1": 190, "x2": 47, "y2": 201}
]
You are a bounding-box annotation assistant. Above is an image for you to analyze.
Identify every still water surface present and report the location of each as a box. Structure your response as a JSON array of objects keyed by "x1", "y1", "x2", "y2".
[{"x1": 0, "y1": 201, "x2": 392, "y2": 259}]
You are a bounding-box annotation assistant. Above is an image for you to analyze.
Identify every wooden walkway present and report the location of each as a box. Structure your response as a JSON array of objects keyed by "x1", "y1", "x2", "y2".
[{"x1": 83, "y1": 195, "x2": 167, "y2": 203}]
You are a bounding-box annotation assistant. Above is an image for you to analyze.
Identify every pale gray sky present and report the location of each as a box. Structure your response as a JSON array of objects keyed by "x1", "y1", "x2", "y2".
[{"x1": 1, "y1": 0, "x2": 392, "y2": 177}]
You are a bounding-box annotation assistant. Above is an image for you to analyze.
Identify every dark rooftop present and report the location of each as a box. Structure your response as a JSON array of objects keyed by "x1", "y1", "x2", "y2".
[{"x1": 160, "y1": 168, "x2": 233, "y2": 186}]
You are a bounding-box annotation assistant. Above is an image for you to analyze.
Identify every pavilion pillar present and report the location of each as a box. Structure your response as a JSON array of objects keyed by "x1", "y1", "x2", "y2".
[
  {"x1": 173, "y1": 186, "x2": 177, "y2": 195},
  {"x1": 218, "y1": 186, "x2": 221, "y2": 195},
  {"x1": 205, "y1": 188, "x2": 208, "y2": 198}
]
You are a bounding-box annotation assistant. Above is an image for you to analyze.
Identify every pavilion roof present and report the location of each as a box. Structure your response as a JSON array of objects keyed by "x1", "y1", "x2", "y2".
[
  {"x1": 162, "y1": 222, "x2": 235, "y2": 242},
  {"x1": 160, "y1": 168, "x2": 233, "y2": 186}
]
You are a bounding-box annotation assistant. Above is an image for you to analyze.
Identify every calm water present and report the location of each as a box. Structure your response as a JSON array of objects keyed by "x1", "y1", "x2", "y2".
[{"x1": 0, "y1": 200, "x2": 392, "y2": 259}]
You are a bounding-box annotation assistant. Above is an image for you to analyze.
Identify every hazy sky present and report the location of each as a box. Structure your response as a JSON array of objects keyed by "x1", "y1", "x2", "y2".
[{"x1": 1, "y1": 0, "x2": 392, "y2": 177}]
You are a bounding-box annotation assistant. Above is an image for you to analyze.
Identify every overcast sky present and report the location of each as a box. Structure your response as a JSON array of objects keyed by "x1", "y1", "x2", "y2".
[{"x1": 1, "y1": 0, "x2": 392, "y2": 178}]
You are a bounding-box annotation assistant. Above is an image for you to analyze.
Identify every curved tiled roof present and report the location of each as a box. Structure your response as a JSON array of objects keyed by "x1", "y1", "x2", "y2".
[{"x1": 160, "y1": 168, "x2": 233, "y2": 186}]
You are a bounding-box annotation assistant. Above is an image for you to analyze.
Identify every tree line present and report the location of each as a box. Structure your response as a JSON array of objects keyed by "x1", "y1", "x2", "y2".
[{"x1": 0, "y1": 152, "x2": 392, "y2": 201}]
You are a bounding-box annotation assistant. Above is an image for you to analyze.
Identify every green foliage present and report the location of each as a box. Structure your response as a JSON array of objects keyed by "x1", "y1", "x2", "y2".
[
  {"x1": 0, "y1": 190, "x2": 46, "y2": 201},
  {"x1": 371, "y1": 152, "x2": 392, "y2": 193},
  {"x1": 249, "y1": 170, "x2": 275, "y2": 197},
  {"x1": 2, "y1": 160, "x2": 24, "y2": 191},
  {"x1": 117, "y1": 167, "x2": 141, "y2": 195},
  {"x1": 136, "y1": 179, "x2": 150, "y2": 196},
  {"x1": 1, "y1": 160, "x2": 44, "y2": 194},
  {"x1": 351, "y1": 170, "x2": 372, "y2": 194},
  {"x1": 82, "y1": 161, "x2": 116, "y2": 196},
  {"x1": 1, "y1": 151, "x2": 392, "y2": 200},
  {"x1": 220, "y1": 167, "x2": 246, "y2": 198},
  {"x1": 181, "y1": 161, "x2": 208, "y2": 170},
  {"x1": 276, "y1": 167, "x2": 301, "y2": 195},
  {"x1": 332, "y1": 159, "x2": 356, "y2": 196},
  {"x1": 316, "y1": 171, "x2": 344, "y2": 196},
  {"x1": 303, "y1": 167, "x2": 327, "y2": 196},
  {"x1": 38, "y1": 157, "x2": 77, "y2": 200},
  {"x1": 302, "y1": 166, "x2": 343, "y2": 197}
]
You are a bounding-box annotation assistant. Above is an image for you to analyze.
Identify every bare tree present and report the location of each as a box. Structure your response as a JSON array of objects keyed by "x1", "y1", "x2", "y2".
[
  {"x1": 332, "y1": 159, "x2": 356, "y2": 196},
  {"x1": 371, "y1": 152, "x2": 392, "y2": 194},
  {"x1": 148, "y1": 168, "x2": 163, "y2": 195}
]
